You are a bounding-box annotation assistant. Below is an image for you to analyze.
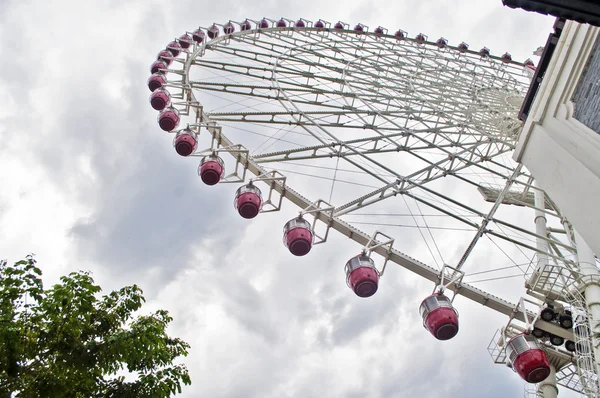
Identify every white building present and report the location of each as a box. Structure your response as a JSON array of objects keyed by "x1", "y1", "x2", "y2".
[{"x1": 513, "y1": 19, "x2": 600, "y2": 256}]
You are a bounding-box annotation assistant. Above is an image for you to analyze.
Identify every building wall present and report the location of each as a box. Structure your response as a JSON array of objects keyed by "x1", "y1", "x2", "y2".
[
  {"x1": 572, "y1": 35, "x2": 600, "y2": 133},
  {"x1": 514, "y1": 20, "x2": 600, "y2": 256}
]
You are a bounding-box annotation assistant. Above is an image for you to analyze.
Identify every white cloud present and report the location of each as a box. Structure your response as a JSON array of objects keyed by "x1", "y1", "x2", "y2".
[{"x1": 0, "y1": 0, "x2": 582, "y2": 397}]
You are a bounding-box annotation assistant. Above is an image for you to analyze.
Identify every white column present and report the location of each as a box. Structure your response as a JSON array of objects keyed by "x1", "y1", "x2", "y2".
[
  {"x1": 527, "y1": 187, "x2": 549, "y2": 289},
  {"x1": 535, "y1": 188, "x2": 548, "y2": 274},
  {"x1": 537, "y1": 365, "x2": 558, "y2": 398},
  {"x1": 574, "y1": 230, "x2": 600, "y2": 373}
]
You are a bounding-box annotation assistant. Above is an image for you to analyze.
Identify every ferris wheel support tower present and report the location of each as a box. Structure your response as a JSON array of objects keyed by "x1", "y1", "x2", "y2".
[
  {"x1": 513, "y1": 19, "x2": 600, "y2": 396},
  {"x1": 539, "y1": 366, "x2": 559, "y2": 398},
  {"x1": 575, "y1": 230, "x2": 600, "y2": 373},
  {"x1": 533, "y1": 187, "x2": 559, "y2": 398}
]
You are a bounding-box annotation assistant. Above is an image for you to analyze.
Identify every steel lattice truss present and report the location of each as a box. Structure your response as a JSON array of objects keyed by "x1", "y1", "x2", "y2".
[
  {"x1": 179, "y1": 26, "x2": 573, "y2": 269},
  {"x1": 156, "y1": 20, "x2": 591, "y2": 396}
]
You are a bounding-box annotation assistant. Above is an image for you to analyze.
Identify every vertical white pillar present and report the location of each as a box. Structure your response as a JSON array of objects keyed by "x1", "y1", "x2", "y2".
[
  {"x1": 527, "y1": 186, "x2": 548, "y2": 289},
  {"x1": 537, "y1": 365, "x2": 558, "y2": 398},
  {"x1": 574, "y1": 230, "x2": 600, "y2": 373},
  {"x1": 534, "y1": 188, "x2": 549, "y2": 271}
]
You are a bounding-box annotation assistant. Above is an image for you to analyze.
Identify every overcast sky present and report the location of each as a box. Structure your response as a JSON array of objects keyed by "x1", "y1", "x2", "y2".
[{"x1": 0, "y1": 0, "x2": 582, "y2": 397}]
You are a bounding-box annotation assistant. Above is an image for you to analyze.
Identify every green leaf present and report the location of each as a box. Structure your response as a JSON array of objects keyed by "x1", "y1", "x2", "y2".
[{"x1": 0, "y1": 256, "x2": 191, "y2": 397}]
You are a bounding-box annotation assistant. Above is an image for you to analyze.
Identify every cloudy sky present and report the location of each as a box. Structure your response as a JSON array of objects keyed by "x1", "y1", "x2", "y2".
[{"x1": 0, "y1": 0, "x2": 581, "y2": 397}]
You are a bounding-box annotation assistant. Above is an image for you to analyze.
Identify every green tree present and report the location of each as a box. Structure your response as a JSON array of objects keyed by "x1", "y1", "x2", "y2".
[{"x1": 0, "y1": 255, "x2": 191, "y2": 398}]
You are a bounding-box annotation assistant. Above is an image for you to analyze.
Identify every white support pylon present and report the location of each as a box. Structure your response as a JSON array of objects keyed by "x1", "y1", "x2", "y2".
[
  {"x1": 527, "y1": 186, "x2": 549, "y2": 290},
  {"x1": 538, "y1": 365, "x2": 558, "y2": 398},
  {"x1": 575, "y1": 230, "x2": 600, "y2": 375}
]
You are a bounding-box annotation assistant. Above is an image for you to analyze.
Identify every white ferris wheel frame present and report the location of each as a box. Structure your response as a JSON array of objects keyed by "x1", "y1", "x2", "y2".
[{"x1": 154, "y1": 18, "x2": 598, "y2": 396}]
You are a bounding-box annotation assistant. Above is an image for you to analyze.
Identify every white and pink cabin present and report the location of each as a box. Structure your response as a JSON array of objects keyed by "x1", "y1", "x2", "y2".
[
  {"x1": 198, "y1": 155, "x2": 225, "y2": 186},
  {"x1": 419, "y1": 292, "x2": 459, "y2": 340},
  {"x1": 344, "y1": 254, "x2": 379, "y2": 298},
  {"x1": 282, "y1": 217, "x2": 313, "y2": 256},
  {"x1": 234, "y1": 184, "x2": 262, "y2": 219}
]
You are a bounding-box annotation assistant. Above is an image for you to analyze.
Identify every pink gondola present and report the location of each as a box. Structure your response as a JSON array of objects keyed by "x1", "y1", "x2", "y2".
[
  {"x1": 207, "y1": 24, "x2": 219, "y2": 39},
  {"x1": 166, "y1": 41, "x2": 182, "y2": 57},
  {"x1": 198, "y1": 155, "x2": 225, "y2": 186},
  {"x1": 178, "y1": 34, "x2": 193, "y2": 49},
  {"x1": 259, "y1": 19, "x2": 270, "y2": 29},
  {"x1": 157, "y1": 108, "x2": 180, "y2": 132},
  {"x1": 345, "y1": 254, "x2": 379, "y2": 298},
  {"x1": 506, "y1": 334, "x2": 551, "y2": 383},
  {"x1": 192, "y1": 29, "x2": 206, "y2": 43},
  {"x1": 150, "y1": 60, "x2": 168, "y2": 75},
  {"x1": 436, "y1": 37, "x2": 447, "y2": 48},
  {"x1": 223, "y1": 22, "x2": 235, "y2": 35},
  {"x1": 173, "y1": 129, "x2": 198, "y2": 156},
  {"x1": 149, "y1": 89, "x2": 170, "y2": 110},
  {"x1": 240, "y1": 20, "x2": 252, "y2": 31},
  {"x1": 394, "y1": 30, "x2": 406, "y2": 39},
  {"x1": 419, "y1": 292, "x2": 459, "y2": 340},
  {"x1": 157, "y1": 50, "x2": 174, "y2": 66},
  {"x1": 147, "y1": 73, "x2": 167, "y2": 92},
  {"x1": 234, "y1": 184, "x2": 263, "y2": 219},
  {"x1": 283, "y1": 217, "x2": 313, "y2": 256}
]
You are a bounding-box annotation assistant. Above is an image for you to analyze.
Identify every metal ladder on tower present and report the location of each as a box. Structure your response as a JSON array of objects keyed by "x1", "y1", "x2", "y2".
[{"x1": 564, "y1": 277, "x2": 600, "y2": 398}]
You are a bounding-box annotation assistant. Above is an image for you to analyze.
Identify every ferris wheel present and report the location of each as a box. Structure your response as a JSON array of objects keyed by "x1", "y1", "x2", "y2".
[{"x1": 147, "y1": 17, "x2": 599, "y2": 398}]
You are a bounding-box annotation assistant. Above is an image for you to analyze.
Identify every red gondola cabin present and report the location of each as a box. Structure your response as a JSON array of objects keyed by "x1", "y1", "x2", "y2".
[
  {"x1": 157, "y1": 50, "x2": 174, "y2": 66},
  {"x1": 394, "y1": 30, "x2": 406, "y2": 39},
  {"x1": 167, "y1": 41, "x2": 182, "y2": 57},
  {"x1": 149, "y1": 89, "x2": 170, "y2": 110},
  {"x1": 150, "y1": 60, "x2": 168, "y2": 75},
  {"x1": 198, "y1": 155, "x2": 225, "y2": 186},
  {"x1": 192, "y1": 29, "x2": 205, "y2": 43},
  {"x1": 207, "y1": 24, "x2": 219, "y2": 39},
  {"x1": 240, "y1": 20, "x2": 252, "y2": 31},
  {"x1": 283, "y1": 217, "x2": 313, "y2": 256},
  {"x1": 419, "y1": 293, "x2": 459, "y2": 340},
  {"x1": 174, "y1": 129, "x2": 198, "y2": 157},
  {"x1": 345, "y1": 254, "x2": 379, "y2": 298},
  {"x1": 178, "y1": 34, "x2": 193, "y2": 49},
  {"x1": 157, "y1": 108, "x2": 180, "y2": 132},
  {"x1": 147, "y1": 73, "x2": 167, "y2": 92},
  {"x1": 506, "y1": 334, "x2": 551, "y2": 383},
  {"x1": 415, "y1": 33, "x2": 427, "y2": 43},
  {"x1": 234, "y1": 184, "x2": 263, "y2": 219},
  {"x1": 223, "y1": 22, "x2": 235, "y2": 34}
]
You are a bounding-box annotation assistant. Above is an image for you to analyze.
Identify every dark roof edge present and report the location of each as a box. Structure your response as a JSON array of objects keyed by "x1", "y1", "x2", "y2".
[
  {"x1": 502, "y1": 0, "x2": 600, "y2": 27},
  {"x1": 519, "y1": 18, "x2": 566, "y2": 122}
]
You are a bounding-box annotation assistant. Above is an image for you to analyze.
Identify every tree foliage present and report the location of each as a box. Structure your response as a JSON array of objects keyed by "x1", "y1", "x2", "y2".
[{"x1": 0, "y1": 255, "x2": 191, "y2": 397}]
